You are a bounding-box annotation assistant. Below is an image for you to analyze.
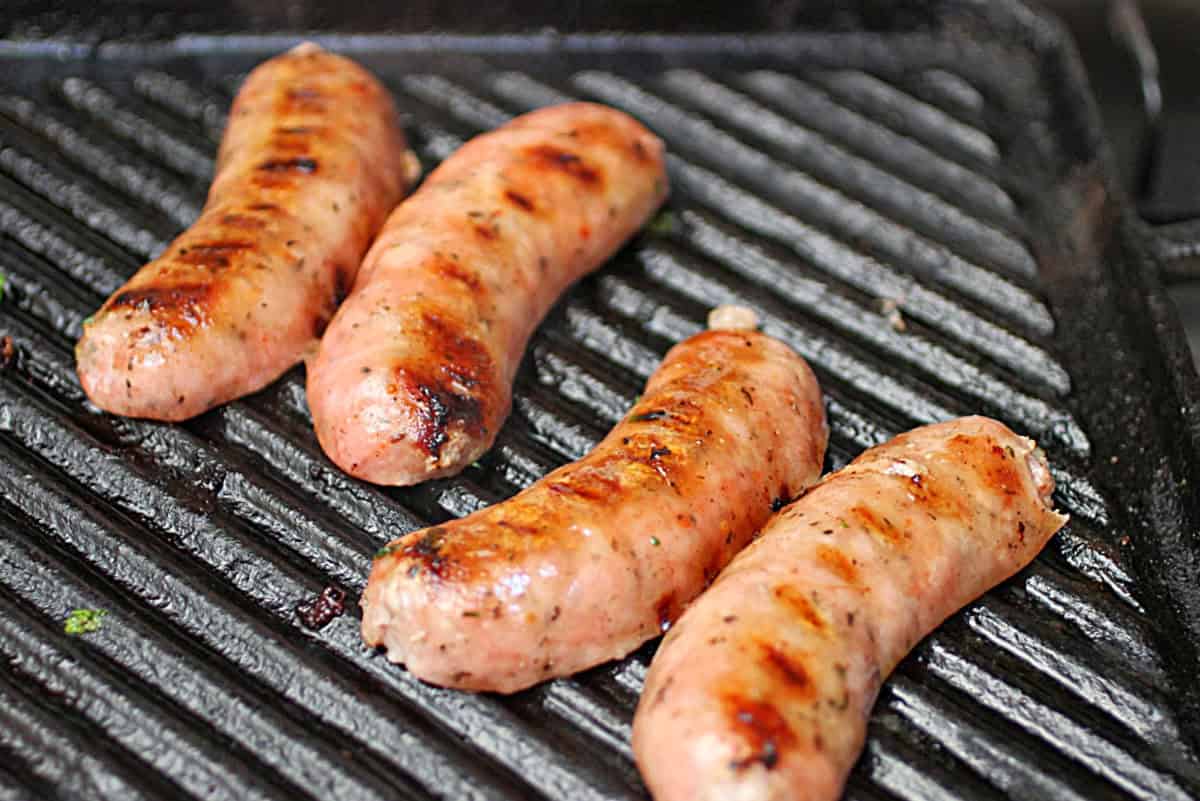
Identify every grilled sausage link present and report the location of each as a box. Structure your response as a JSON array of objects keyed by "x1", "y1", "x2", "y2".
[
  {"x1": 633, "y1": 416, "x2": 1068, "y2": 801},
  {"x1": 307, "y1": 102, "x2": 668, "y2": 486},
  {"x1": 362, "y1": 307, "x2": 827, "y2": 692},
  {"x1": 76, "y1": 43, "x2": 417, "y2": 420}
]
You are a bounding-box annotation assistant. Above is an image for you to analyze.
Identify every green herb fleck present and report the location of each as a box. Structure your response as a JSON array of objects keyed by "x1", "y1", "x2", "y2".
[
  {"x1": 82, "y1": 314, "x2": 95, "y2": 326},
  {"x1": 374, "y1": 543, "x2": 401, "y2": 559},
  {"x1": 64, "y1": 608, "x2": 107, "y2": 635},
  {"x1": 0, "y1": 273, "x2": 7, "y2": 302},
  {"x1": 649, "y1": 536, "x2": 661, "y2": 547},
  {"x1": 470, "y1": 460, "x2": 484, "y2": 469},
  {"x1": 838, "y1": 518, "x2": 849, "y2": 529},
  {"x1": 646, "y1": 210, "x2": 678, "y2": 237}
]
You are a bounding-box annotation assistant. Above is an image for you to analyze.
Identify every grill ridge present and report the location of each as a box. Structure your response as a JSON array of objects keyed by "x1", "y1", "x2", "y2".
[
  {"x1": 808, "y1": 70, "x2": 1002, "y2": 167},
  {"x1": 0, "y1": 95, "x2": 202, "y2": 227},
  {"x1": 57, "y1": 77, "x2": 215, "y2": 181}
]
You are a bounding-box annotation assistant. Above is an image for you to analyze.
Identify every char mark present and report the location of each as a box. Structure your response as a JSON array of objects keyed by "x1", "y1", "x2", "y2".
[
  {"x1": 108, "y1": 283, "x2": 212, "y2": 328},
  {"x1": 503, "y1": 190, "x2": 535, "y2": 212},
  {"x1": 258, "y1": 157, "x2": 318, "y2": 173},
  {"x1": 723, "y1": 695, "x2": 796, "y2": 772},
  {"x1": 176, "y1": 241, "x2": 254, "y2": 269},
  {"x1": 525, "y1": 144, "x2": 603, "y2": 186},
  {"x1": 413, "y1": 384, "x2": 483, "y2": 460},
  {"x1": 401, "y1": 527, "x2": 453, "y2": 579},
  {"x1": 403, "y1": 313, "x2": 496, "y2": 460}
]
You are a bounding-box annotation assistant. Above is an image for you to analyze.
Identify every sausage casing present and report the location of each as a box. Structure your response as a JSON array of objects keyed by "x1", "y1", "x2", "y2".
[
  {"x1": 307, "y1": 102, "x2": 668, "y2": 485},
  {"x1": 633, "y1": 416, "x2": 1068, "y2": 801},
  {"x1": 76, "y1": 43, "x2": 416, "y2": 420},
  {"x1": 361, "y1": 309, "x2": 827, "y2": 692}
]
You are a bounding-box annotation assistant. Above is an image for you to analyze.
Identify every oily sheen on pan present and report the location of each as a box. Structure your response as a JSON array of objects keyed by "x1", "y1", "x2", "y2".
[
  {"x1": 362, "y1": 307, "x2": 828, "y2": 692},
  {"x1": 307, "y1": 101, "x2": 668, "y2": 486},
  {"x1": 633, "y1": 416, "x2": 1068, "y2": 801},
  {"x1": 76, "y1": 43, "x2": 417, "y2": 420}
]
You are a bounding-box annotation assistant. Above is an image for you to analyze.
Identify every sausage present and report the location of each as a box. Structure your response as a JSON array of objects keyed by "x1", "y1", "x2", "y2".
[
  {"x1": 307, "y1": 102, "x2": 668, "y2": 486},
  {"x1": 75, "y1": 43, "x2": 417, "y2": 421},
  {"x1": 361, "y1": 306, "x2": 827, "y2": 692},
  {"x1": 632, "y1": 416, "x2": 1068, "y2": 801}
]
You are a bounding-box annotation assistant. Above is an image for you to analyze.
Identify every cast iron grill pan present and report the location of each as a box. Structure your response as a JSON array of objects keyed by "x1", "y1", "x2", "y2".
[{"x1": 1, "y1": 4, "x2": 1199, "y2": 799}]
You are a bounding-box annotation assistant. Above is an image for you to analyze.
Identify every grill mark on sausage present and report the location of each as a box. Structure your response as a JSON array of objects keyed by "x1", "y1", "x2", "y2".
[
  {"x1": 176, "y1": 241, "x2": 254, "y2": 270},
  {"x1": 897, "y1": 463, "x2": 970, "y2": 522},
  {"x1": 983, "y1": 443, "x2": 1022, "y2": 499},
  {"x1": 631, "y1": 138, "x2": 650, "y2": 163},
  {"x1": 428, "y1": 254, "x2": 482, "y2": 291},
  {"x1": 545, "y1": 470, "x2": 622, "y2": 502},
  {"x1": 108, "y1": 283, "x2": 213, "y2": 330},
  {"x1": 772, "y1": 585, "x2": 826, "y2": 633},
  {"x1": 723, "y1": 695, "x2": 795, "y2": 772},
  {"x1": 503, "y1": 189, "x2": 535, "y2": 212},
  {"x1": 525, "y1": 144, "x2": 603, "y2": 187},
  {"x1": 218, "y1": 213, "x2": 269, "y2": 231},
  {"x1": 283, "y1": 85, "x2": 326, "y2": 111},
  {"x1": 815, "y1": 544, "x2": 858, "y2": 585},
  {"x1": 850, "y1": 504, "x2": 906, "y2": 546},
  {"x1": 412, "y1": 383, "x2": 482, "y2": 459},
  {"x1": 401, "y1": 526, "x2": 453, "y2": 580},
  {"x1": 271, "y1": 137, "x2": 321, "y2": 154},
  {"x1": 760, "y1": 643, "x2": 815, "y2": 699},
  {"x1": 258, "y1": 157, "x2": 318, "y2": 173},
  {"x1": 390, "y1": 312, "x2": 495, "y2": 460}
]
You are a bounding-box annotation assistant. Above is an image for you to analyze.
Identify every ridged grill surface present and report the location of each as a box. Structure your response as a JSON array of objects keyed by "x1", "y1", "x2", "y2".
[{"x1": 0, "y1": 24, "x2": 1197, "y2": 801}]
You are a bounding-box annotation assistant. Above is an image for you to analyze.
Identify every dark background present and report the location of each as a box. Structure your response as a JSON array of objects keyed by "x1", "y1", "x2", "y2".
[{"x1": 3, "y1": 0, "x2": 1199, "y2": 365}]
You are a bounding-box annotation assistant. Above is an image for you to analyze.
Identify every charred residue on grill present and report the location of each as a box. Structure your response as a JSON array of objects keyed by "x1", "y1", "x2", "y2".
[
  {"x1": 0, "y1": 335, "x2": 16, "y2": 371},
  {"x1": 295, "y1": 586, "x2": 347, "y2": 630}
]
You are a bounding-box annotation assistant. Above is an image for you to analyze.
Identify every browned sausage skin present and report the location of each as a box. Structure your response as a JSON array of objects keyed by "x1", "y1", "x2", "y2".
[
  {"x1": 633, "y1": 416, "x2": 1068, "y2": 801},
  {"x1": 75, "y1": 43, "x2": 417, "y2": 421},
  {"x1": 307, "y1": 102, "x2": 668, "y2": 486},
  {"x1": 361, "y1": 307, "x2": 828, "y2": 693}
]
